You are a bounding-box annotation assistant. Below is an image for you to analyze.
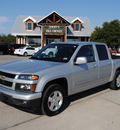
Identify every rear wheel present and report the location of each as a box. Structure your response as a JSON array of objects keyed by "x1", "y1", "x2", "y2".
[
  {"x1": 41, "y1": 84, "x2": 66, "y2": 116},
  {"x1": 0, "y1": 51, "x2": 3, "y2": 55},
  {"x1": 24, "y1": 52, "x2": 28, "y2": 56},
  {"x1": 110, "y1": 70, "x2": 120, "y2": 90}
]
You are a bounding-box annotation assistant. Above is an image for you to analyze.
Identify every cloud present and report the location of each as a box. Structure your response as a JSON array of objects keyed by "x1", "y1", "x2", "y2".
[
  {"x1": 0, "y1": 16, "x2": 9, "y2": 33},
  {"x1": 0, "y1": 25, "x2": 6, "y2": 30},
  {"x1": 0, "y1": 16, "x2": 9, "y2": 24}
]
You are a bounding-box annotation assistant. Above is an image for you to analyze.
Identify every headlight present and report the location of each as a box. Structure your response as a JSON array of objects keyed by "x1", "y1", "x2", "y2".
[
  {"x1": 15, "y1": 83, "x2": 36, "y2": 93},
  {"x1": 18, "y1": 75, "x2": 39, "y2": 80}
]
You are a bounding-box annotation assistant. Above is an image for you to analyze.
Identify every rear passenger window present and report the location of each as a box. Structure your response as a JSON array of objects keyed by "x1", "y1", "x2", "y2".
[{"x1": 96, "y1": 45, "x2": 108, "y2": 60}]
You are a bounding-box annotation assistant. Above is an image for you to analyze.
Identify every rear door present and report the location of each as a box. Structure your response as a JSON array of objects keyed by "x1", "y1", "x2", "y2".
[
  {"x1": 96, "y1": 45, "x2": 112, "y2": 82},
  {"x1": 26, "y1": 47, "x2": 35, "y2": 55}
]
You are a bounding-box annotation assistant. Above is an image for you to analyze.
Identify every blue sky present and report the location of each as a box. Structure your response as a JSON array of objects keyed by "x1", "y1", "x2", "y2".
[{"x1": 0, "y1": 0, "x2": 119, "y2": 35}]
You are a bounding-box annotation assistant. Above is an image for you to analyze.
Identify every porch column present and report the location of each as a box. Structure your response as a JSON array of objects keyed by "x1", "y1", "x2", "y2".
[
  {"x1": 88, "y1": 38, "x2": 90, "y2": 42},
  {"x1": 24, "y1": 36, "x2": 26, "y2": 45},
  {"x1": 42, "y1": 26, "x2": 44, "y2": 47},
  {"x1": 64, "y1": 26, "x2": 66, "y2": 42},
  {"x1": 78, "y1": 37, "x2": 81, "y2": 42}
]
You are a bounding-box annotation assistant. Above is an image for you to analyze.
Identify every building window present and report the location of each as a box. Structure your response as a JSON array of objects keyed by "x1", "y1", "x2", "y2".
[
  {"x1": 67, "y1": 38, "x2": 78, "y2": 42},
  {"x1": 75, "y1": 23, "x2": 80, "y2": 31},
  {"x1": 28, "y1": 38, "x2": 41, "y2": 47},
  {"x1": 27, "y1": 22, "x2": 32, "y2": 30}
]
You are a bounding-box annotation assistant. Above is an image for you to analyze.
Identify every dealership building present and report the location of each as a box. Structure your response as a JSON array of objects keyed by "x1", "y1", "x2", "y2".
[{"x1": 11, "y1": 11, "x2": 94, "y2": 47}]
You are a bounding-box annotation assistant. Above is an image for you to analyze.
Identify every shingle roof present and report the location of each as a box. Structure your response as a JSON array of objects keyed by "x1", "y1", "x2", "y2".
[{"x1": 11, "y1": 15, "x2": 94, "y2": 37}]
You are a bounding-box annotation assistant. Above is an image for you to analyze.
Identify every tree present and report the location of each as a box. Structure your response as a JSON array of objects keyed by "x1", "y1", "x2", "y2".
[
  {"x1": 91, "y1": 20, "x2": 120, "y2": 48},
  {"x1": 0, "y1": 34, "x2": 16, "y2": 44}
]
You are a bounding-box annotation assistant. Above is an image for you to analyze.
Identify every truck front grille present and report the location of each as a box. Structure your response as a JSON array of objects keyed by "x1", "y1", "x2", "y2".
[
  {"x1": 0, "y1": 71, "x2": 16, "y2": 88},
  {"x1": 0, "y1": 71, "x2": 16, "y2": 79},
  {"x1": 0, "y1": 79, "x2": 12, "y2": 87}
]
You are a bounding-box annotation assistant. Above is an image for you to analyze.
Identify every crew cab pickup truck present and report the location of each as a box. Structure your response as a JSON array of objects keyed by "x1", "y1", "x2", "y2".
[{"x1": 0, "y1": 42, "x2": 120, "y2": 116}]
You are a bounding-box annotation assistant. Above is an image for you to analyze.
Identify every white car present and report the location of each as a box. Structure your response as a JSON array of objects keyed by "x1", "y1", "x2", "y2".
[{"x1": 14, "y1": 47, "x2": 38, "y2": 56}]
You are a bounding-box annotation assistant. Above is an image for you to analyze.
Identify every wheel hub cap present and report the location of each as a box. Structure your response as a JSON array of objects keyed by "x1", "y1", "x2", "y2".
[
  {"x1": 116, "y1": 75, "x2": 120, "y2": 87},
  {"x1": 48, "y1": 91, "x2": 63, "y2": 112}
]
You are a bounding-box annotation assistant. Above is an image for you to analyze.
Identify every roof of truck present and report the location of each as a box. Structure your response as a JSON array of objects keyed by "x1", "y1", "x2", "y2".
[{"x1": 51, "y1": 42, "x2": 106, "y2": 46}]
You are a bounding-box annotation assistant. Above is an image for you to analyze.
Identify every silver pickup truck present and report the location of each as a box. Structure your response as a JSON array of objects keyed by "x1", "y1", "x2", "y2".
[{"x1": 0, "y1": 42, "x2": 120, "y2": 116}]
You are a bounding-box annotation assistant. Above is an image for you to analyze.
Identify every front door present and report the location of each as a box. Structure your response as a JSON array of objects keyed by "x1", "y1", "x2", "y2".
[{"x1": 71, "y1": 45, "x2": 99, "y2": 93}]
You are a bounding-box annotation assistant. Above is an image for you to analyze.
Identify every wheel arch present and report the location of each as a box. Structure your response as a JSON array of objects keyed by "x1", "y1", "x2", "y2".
[{"x1": 42, "y1": 78, "x2": 68, "y2": 96}]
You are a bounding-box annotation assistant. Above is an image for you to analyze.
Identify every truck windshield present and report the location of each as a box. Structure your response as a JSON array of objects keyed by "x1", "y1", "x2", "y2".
[{"x1": 31, "y1": 44, "x2": 78, "y2": 63}]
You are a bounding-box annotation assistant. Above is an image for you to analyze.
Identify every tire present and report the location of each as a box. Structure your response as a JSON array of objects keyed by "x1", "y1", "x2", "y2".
[
  {"x1": 0, "y1": 51, "x2": 3, "y2": 55},
  {"x1": 24, "y1": 52, "x2": 28, "y2": 56},
  {"x1": 41, "y1": 84, "x2": 66, "y2": 116},
  {"x1": 110, "y1": 70, "x2": 120, "y2": 90},
  {"x1": 48, "y1": 52, "x2": 53, "y2": 58}
]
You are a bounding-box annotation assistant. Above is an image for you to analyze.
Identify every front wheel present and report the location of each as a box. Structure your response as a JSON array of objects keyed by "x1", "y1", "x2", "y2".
[
  {"x1": 41, "y1": 84, "x2": 66, "y2": 116},
  {"x1": 110, "y1": 70, "x2": 120, "y2": 90}
]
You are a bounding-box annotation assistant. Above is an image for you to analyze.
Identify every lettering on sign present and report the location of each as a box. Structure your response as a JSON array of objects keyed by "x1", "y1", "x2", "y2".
[{"x1": 44, "y1": 26, "x2": 64, "y2": 33}]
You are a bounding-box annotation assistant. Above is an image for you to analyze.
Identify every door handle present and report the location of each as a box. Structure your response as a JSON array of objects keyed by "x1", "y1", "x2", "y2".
[{"x1": 93, "y1": 64, "x2": 97, "y2": 67}]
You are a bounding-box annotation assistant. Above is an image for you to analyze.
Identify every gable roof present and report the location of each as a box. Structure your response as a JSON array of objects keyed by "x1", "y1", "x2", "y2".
[
  {"x1": 23, "y1": 16, "x2": 36, "y2": 23},
  {"x1": 11, "y1": 14, "x2": 94, "y2": 37},
  {"x1": 71, "y1": 17, "x2": 84, "y2": 24},
  {"x1": 37, "y1": 11, "x2": 70, "y2": 25}
]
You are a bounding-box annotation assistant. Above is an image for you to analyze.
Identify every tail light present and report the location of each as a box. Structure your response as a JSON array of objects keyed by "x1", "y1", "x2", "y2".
[
  {"x1": 19, "y1": 50, "x2": 21, "y2": 52},
  {"x1": 12, "y1": 47, "x2": 15, "y2": 51}
]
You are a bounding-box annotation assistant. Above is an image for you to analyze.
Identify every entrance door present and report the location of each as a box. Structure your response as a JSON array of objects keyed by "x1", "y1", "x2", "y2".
[{"x1": 46, "y1": 38, "x2": 61, "y2": 45}]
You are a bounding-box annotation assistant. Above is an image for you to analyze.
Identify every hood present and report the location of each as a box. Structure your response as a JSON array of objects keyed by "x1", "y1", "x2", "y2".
[{"x1": 0, "y1": 59, "x2": 62, "y2": 74}]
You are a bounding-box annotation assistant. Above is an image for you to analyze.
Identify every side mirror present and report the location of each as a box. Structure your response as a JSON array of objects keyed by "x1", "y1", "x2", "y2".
[{"x1": 75, "y1": 57, "x2": 87, "y2": 65}]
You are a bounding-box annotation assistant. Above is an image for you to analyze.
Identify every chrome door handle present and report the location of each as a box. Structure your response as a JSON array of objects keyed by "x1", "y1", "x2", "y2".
[{"x1": 93, "y1": 64, "x2": 97, "y2": 67}]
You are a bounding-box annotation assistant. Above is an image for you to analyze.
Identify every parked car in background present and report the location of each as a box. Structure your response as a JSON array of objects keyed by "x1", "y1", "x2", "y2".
[
  {"x1": 8, "y1": 44, "x2": 26, "y2": 55},
  {"x1": 0, "y1": 44, "x2": 8, "y2": 55},
  {"x1": 14, "y1": 46, "x2": 38, "y2": 56},
  {"x1": 109, "y1": 49, "x2": 117, "y2": 55}
]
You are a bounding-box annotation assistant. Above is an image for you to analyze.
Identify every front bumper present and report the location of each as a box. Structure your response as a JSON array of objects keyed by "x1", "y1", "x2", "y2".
[{"x1": 0, "y1": 86, "x2": 42, "y2": 107}]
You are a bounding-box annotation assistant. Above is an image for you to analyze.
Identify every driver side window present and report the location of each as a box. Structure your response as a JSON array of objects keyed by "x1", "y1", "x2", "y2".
[{"x1": 76, "y1": 45, "x2": 95, "y2": 63}]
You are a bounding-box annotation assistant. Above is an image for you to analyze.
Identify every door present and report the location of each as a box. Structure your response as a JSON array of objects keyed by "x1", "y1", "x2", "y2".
[
  {"x1": 96, "y1": 45, "x2": 112, "y2": 82},
  {"x1": 71, "y1": 45, "x2": 99, "y2": 92},
  {"x1": 26, "y1": 47, "x2": 35, "y2": 55}
]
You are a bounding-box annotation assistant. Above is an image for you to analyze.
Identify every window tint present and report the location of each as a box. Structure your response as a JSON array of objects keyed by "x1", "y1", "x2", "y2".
[
  {"x1": 96, "y1": 45, "x2": 108, "y2": 60},
  {"x1": 76, "y1": 45, "x2": 95, "y2": 63}
]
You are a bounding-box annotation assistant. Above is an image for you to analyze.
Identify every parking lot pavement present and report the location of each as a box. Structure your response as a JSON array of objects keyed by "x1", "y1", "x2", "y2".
[
  {"x1": 1, "y1": 55, "x2": 120, "y2": 130},
  {"x1": 0, "y1": 55, "x2": 30, "y2": 64}
]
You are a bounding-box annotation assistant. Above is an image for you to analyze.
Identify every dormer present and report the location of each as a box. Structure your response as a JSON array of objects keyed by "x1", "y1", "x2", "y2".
[
  {"x1": 23, "y1": 16, "x2": 36, "y2": 31},
  {"x1": 71, "y1": 17, "x2": 84, "y2": 31}
]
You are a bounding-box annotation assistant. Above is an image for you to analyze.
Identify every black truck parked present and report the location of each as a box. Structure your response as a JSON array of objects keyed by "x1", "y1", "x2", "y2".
[{"x1": 0, "y1": 44, "x2": 8, "y2": 55}]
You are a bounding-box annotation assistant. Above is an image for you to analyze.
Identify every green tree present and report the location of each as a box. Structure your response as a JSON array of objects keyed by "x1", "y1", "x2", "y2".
[
  {"x1": 91, "y1": 20, "x2": 120, "y2": 48},
  {"x1": 0, "y1": 34, "x2": 16, "y2": 44}
]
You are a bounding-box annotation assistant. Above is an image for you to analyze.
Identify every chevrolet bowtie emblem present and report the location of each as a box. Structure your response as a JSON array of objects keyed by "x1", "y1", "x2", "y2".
[{"x1": 0, "y1": 75, "x2": 5, "y2": 81}]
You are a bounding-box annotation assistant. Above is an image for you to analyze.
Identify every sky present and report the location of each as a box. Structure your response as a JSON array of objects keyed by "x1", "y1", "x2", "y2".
[{"x1": 0, "y1": 0, "x2": 120, "y2": 35}]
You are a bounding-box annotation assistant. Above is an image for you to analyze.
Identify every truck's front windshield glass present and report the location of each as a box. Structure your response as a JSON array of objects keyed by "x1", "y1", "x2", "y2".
[{"x1": 31, "y1": 43, "x2": 78, "y2": 63}]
